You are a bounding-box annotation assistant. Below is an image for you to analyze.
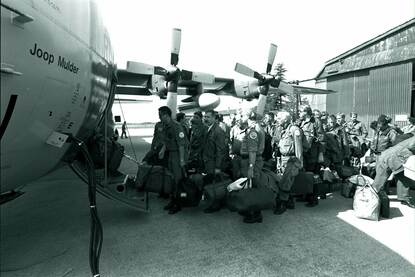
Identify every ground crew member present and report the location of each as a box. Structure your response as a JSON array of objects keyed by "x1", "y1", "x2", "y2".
[
  {"x1": 345, "y1": 112, "x2": 368, "y2": 158},
  {"x1": 237, "y1": 109, "x2": 265, "y2": 223},
  {"x1": 274, "y1": 111, "x2": 303, "y2": 215},
  {"x1": 158, "y1": 106, "x2": 188, "y2": 214},
  {"x1": 188, "y1": 111, "x2": 206, "y2": 173},
  {"x1": 121, "y1": 121, "x2": 128, "y2": 138}
]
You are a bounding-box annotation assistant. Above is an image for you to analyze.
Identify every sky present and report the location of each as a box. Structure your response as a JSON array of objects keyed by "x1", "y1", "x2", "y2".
[{"x1": 99, "y1": 0, "x2": 414, "y2": 82}]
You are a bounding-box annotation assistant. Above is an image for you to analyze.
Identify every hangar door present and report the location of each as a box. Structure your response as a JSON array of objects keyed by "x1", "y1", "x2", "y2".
[{"x1": 326, "y1": 62, "x2": 413, "y2": 128}]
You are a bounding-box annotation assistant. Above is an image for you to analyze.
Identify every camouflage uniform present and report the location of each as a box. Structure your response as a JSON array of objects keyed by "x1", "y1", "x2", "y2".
[
  {"x1": 324, "y1": 124, "x2": 350, "y2": 169},
  {"x1": 300, "y1": 118, "x2": 323, "y2": 173},
  {"x1": 346, "y1": 120, "x2": 368, "y2": 157},
  {"x1": 277, "y1": 124, "x2": 303, "y2": 201}
]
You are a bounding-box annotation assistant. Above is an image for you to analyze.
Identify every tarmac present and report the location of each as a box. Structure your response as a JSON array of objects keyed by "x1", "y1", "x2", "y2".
[{"x1": 1, "y1": 133, "x2": 415, "y2": 277}]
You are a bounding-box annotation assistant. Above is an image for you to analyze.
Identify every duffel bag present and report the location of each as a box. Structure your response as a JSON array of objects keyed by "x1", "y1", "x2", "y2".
[
  {"x1": 353, "y1": 182, "x2": 380, "y2": 221},
  {"x1": 135, "y1": 164, "x2": 174, "y2": 194},
  {"x1": 203, "y1": 175, "x2": 231, "y2": 209},
  {"x1": 291, "y1": 171, "x2": 314, "y2": 195},
  {"x1": 226, "y1": 180, "x2": 275, "y2": 212},
  {"x1": 337, "y1": 165, "x2": 359, "y2": 179},
  {"x1": 180, "y1": 175, "x2": 202, "y2": 207},
  {"x1": 341, "y1": 181, "x2": 357, "y2": 198},
  {"x1": 343, "y1": 174, "x2": 373, "y2": 198}
]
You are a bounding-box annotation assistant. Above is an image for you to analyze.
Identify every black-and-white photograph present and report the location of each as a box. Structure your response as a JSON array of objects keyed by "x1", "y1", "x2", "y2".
[{"x1": 1, "y1": 0, "x2": 415, "y2": 276}]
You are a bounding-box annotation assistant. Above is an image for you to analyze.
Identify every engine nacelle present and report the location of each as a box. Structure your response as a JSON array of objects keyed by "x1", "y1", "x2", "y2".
[
  {"x1": 151, "y1": 75, "x2": 167, "y2": 98},
  {"x1": 234, "y1": 80, "x2": 260, "y2": 100},
  {"x1": 198, "y1": 93, "x2": 220, "y2": 110}
]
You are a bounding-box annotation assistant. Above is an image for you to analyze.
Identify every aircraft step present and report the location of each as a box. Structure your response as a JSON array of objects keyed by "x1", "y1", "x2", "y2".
[{"x1": 70, "y1": 160, "x2": 149, "y2": 212}]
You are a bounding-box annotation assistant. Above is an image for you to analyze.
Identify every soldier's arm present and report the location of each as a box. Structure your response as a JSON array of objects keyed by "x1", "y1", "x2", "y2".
[{"x1": 293, "y1": 127, "x2": 303, "y2": 167}]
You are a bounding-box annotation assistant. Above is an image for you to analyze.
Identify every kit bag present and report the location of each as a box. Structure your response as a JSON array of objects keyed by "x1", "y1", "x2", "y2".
[
  {"x1": 291, "y1": 171, "x2": 314, "y2": 195},
  {"x1": 203, "y1": 174, "x2": 231, "y2": 209},
  {"x1": 341, "y1": 181, "x2": 357, "y2": 198},
  {"x1": 353, "y1": 181, "x2": 380, "y2": 221},
  {"x1": 180, "y1": 173, "x2": 203, "y2": 207},
  {"x1": 226, "y1": 179, "x2": 275, "y2": 212},
  {"x1": 135, "y1": 164, "x2": 174, "y2": 194}
]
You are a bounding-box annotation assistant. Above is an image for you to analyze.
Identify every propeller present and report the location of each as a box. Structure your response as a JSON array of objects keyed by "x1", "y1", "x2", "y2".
[
  {"x1": 126, "y1": 28, "x2": 216, "y2": 118},
  {"x1": 234, "y1": 43, "x2": 280, "y2": 116}
]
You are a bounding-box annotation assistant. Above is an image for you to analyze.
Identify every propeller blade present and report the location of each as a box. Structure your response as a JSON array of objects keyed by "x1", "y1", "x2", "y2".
[
  {"x1": 181, "y1": 69, "x2": 215, "y2": 84},
  {"x1": 256, "y1": 94, "x2": 267, "y2": 117},
  {"x1": 234, "y1": 63, "x2": 262, "y2": 80},
  {"x1": 170, "y1": 28, "x2": 181, "y2": 66},
  {"x1": 266, "y1": 43, "x2": 278, "y2": 74},
  {"x1": 126, "y1": 61, "x2": 155, "y2": 75}
]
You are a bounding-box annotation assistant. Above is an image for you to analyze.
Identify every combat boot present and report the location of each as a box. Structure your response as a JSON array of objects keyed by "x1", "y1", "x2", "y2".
[
  {"x1": 243, "y1": 211, "x2": 263, "y2": 223},
  {"x1": 273, "y1": 198, "x2": 287, "y2": 215},
  {"x1": 286, "y1": 196, "x2": 295, "y2": 209},
  {"x1": 164, "y1": 199, "x2": 175, "y2": 210},
  {"x1": 306, "y1": 194, "x2": 319, "y2": 207}
]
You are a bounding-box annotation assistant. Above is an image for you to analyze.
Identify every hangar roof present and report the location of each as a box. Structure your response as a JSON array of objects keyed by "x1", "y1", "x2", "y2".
[{"x1": 316, "y1": 18, "x2": 415, "y2": 79}]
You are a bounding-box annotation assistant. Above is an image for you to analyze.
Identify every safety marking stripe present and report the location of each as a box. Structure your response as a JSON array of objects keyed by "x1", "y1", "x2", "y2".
[{"x1": 0, "y1": 94, "x2": 18, "y2": 140}]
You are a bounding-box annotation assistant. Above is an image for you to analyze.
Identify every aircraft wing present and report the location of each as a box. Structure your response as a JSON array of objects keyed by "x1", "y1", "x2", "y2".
[
  {"x1": 291, "y1": 85, "x2": 336, "y2": 95},
  {"x1": 116, "y1": 69, "x2": 152, "y2": 95}
]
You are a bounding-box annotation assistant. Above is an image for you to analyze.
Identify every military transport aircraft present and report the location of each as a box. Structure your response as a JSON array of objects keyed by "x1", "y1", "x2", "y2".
[
  {"x1": 0, "y1": 0, "x2": 336, "y2": 216},
  {"x1": 0, "y1": 0, "x2": 335, "y2": 275}
]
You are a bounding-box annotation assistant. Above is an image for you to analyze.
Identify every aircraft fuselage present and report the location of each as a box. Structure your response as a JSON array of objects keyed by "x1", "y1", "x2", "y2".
[{"x1": 1, "y1": 0, "x2": 114, "y2": 192}]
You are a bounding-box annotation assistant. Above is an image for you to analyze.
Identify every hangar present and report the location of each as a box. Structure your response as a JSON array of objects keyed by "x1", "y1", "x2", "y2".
[{"x1": 315, "y1": 18, "x2": 415, "y2": 128}]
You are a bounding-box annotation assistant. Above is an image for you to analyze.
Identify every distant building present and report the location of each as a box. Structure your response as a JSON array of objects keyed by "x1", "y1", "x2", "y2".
[{"x1": 314, "y1": 18, "x2": 415, "y2": 128}]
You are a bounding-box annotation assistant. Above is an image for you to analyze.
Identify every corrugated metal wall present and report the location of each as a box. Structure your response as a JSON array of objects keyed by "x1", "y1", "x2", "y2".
[{"x1": 326, "y1": 62, "x2": 413, "y2": 132}]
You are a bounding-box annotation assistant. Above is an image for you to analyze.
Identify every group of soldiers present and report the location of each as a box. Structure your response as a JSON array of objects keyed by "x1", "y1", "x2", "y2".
[{"x1": 142, "y1": 104, "x2": 415, "y2": 223}]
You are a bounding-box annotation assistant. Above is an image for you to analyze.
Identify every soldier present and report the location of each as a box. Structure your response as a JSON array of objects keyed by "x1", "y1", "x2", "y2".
[
  {"x1": 236, "y1": 109, "x2": 266, "y2": 223},
  {"x1": 176, "y1": 112, "x2": 190, "y2": 139},
  {"x1": 363, "y1": 114, "x2": 398, "y2": 178},
  {"x1": 320, "y1": 111, "x2": 328, "y2": 132},
  {"x1": 142, "y1": 121, "x2": 167, "y2": 166},
  {"x1": 324, "y1": 115, "x2": 350, "y2": 172},
  {"x1": 402, "y1": 116, "x2": 415, "y2": 134},
  {"x1": 370, "y1": 114, "x2": 398, "y2": 155},
  {"x1": 274, "y1": 111, "x2": 304, "y2": 215},
  {"x1": 262, "y1": 111, "x2": 277, "y2": 161},
  {"x1": 345, "y1": 112, "x2": 368, "y2": 158},
  {"x1": 298, "y1": 105, "x2": 324, "y2": 173},
  {"x1": 229, "y1": 112, "x2": 247, "y2": 180},
  {"x1": 201, "y1": 110, "x2": 227, "y2": 212},
  {"x1": 188, "y1": 111, "x2": 206, "y2": 173},
  {"x1": 372, "y1": 136, "x2": 415, "y2": 208},
  {"x1": 336, "y1": 113, "x2": 347, "y2": 128},
  {"x1": 158, "y1": 106, "x2": 189, "y2": 214}
]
